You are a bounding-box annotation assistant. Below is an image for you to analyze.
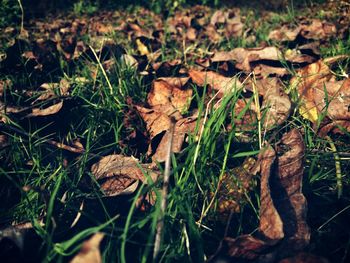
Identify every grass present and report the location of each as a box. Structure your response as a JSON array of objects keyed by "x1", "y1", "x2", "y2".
[{"x1": 1, "y1": 1, "x2": 350, "y2": 262}]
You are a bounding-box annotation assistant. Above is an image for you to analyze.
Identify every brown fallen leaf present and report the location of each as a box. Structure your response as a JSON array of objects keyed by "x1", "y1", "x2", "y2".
[
  {"x1": 188, "y1": 69, "x2": 242, "y2": 97},
  {"x1": 299, "y1": 19, "x2": 337, "y2": 40},
  {"x1": 225, "y1": 129, "x2": 309, "y2": 261},
  {"x1": 34, "y1": 79, "x2": 70, "y2": 101},
  {"x1": 225, "y1": 145, "x2": 282, "y2": 260},
  {"x1": 152, "y1": 115, "x2": 201, "y2": 162},
  {"x1": 268, "y1": 25, "x2": 300, "y2": 42},
  {"x1": 212, "y1": 46, "x2": 282, "y2": 66},
  {"x1": 136, "y1": 106, "x2": 174, "y2": 139},
  {"x1": 91, "y1": 154, "x2": 160, "y2": 196},
  {"x1": 272, "y1": 129, "x2": 310, "y2": 258},
  {"x1": 147, "y1": 78, "x2": 192, "y2": 115},
  {"x1": 70, "y1": 233, "x2": 104, "y2": 263},
  {"x1": 205, "y1": 24, "x2": 222, "y2": 43},
  {"x1": 268, "y1": 19, "x2": 336, "y2": 42},
  {"x1": 313, "y1": 78, "x2": 350, "y2": 121},
  {"x1": 261, "y1": 79, "x2": 291, "y2": 129},
  {"x1": 212, "y1": 46, "x2": 317, "y2": 73},
  {"x1": 291, "y1": 58, "x2": 350, "y2": 135},
  {"x1": 291, "y1": 60, "x2": 332, "y2": 123},
  {"x1": 26, "y1": 101, "x2": 63, "y2": 117},
  {"x1": 253, "y1": 64, "x2": 289, "y2": 78}
]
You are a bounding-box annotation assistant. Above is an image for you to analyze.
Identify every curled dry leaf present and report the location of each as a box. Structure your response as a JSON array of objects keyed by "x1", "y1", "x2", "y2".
[
  {"x1": 91, "y1": 154, "x2": 160, "y2": 196},
  {"x1": 188, "y1": 69, "x2": 242, "y2": 97},
  {"x1": 272, "y1": 129, "x2": 310, "y2": 257},
  {"x1": 225, "y1": 145, "x2": 282, "y2": 260},
  {"x1": 225, "y1": 129, "x2": 309, "y2": 262},
  {"x1": 70, "y1": 232, "x2": 104, "y2": 263}
]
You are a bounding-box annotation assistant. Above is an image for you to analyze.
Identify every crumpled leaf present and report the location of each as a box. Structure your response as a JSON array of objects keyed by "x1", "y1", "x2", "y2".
[
  {"x1": 91, "y1": 154, "x2": 160, "y2": 196},
  {"x1": 70, "y1": 233, "x2": 104, "y2": 263},
  {"x1": 225, "y1": 129, "x2": 309, "y2": 262},
  {"x1": 273, "y1": 129, "x2": 310, "y2": 256},
  {"x1": 188, "y1": 69, "x2": 242, "y2": 97}
]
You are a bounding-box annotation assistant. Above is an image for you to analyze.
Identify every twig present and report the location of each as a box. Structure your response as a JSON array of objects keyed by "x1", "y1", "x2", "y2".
[
  {"x1": 309, "y1": 149, "x2": 350, "y2": 158},
  {"x1": 17, "y1": 0, "x2": 24, "y2": 35},
  {"x1": 153, "y1": 118, "x2": 176, "y2": 261},
  {"x1": 0, "y1": 123, "x2": 87, "y2": 155},
  {"x1": 325, "y1": 135, "x2": 343, "y2": 198},
  {"x1": 251, "y1": 72, "x2": 262, "y2": 149}
]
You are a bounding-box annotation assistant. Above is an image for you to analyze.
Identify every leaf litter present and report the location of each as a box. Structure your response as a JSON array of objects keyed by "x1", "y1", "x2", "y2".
[{"x1": 0, "y1": 1, "x2": 350, "y2": 262}]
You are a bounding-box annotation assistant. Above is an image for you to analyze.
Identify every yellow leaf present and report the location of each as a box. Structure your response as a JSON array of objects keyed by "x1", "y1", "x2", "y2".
[
  {"x1": 299, "y1": 102, "x2": 319, "y2": 123},
  {"x1": 136, "y1": 39, "x2": 149, "y2": 56}
]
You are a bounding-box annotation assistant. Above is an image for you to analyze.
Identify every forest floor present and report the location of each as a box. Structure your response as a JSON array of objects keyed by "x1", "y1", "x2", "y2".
[{"x1": 1, "y1": 1, "x2": 350, "y2": 262}]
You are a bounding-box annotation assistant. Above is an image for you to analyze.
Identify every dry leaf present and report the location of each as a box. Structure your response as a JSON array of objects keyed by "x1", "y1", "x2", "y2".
[
  {"x1": 147, "y1": 78, "x2": 192, "y2": 115},
  {"x1": 91, "y1": 154, "x2": 160, "y2": 196},
  {"x1": 268, "y1": 25, "x2": 300, "y2": 42},
  {"x1": 152, "y1": 115, "x2": 201, "y2": 162},
  {"x1": 291, "y1": 60, "x2": 332, "y2": 123},
  {"x1": 269, "y1": 19, "x2": 336, "y2": 42},
  {"x1": 188, "y1": 69, "x2": 242, "y2": 97},
  {"x1": 212, "y1": 46, "x2": 316, "y2": 73},
  {"x1": 272, "y1": 129, "x2": 310, "y2": 258},
  {"x1": 27, "y1": 101, "x2": 63, "y2": 117},
  {"x1": 225, "y1": 146, "x2": 283, "y2": 260},
  {"x1": 261, "y1": 79, "x2": 291, "y2": 129},
  {"x1": 136, "y1": 106, "x2": 174, "y2": 139},
  {"x1": 300, "y1": 19, "x2": 337, "y2": 40},
  {"x1": 70, "y1": 233, "x2": 104, "y2": 263},
  {"x1": 313, "y1": 79, "x2": 350, "y2": 121},
  {"x1": 225, "y1": 129, "x2": 309, "y2": 261},
  {"x1": 292, "y1": 58, "x2": 350, "y2": 134}
]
